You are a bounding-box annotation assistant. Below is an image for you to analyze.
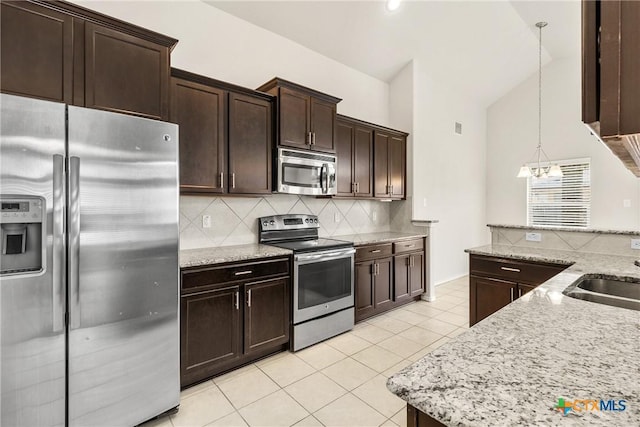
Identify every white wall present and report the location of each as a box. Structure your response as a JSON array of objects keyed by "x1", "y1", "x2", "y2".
[
  {"x1": 407, "y1": 59, "x2": 489, "y2": 285},
  {"x1": 70, "y1": 0, "x2": 389, "y2": 125},
  {"x1": 487, "y1": 57, "x2": 640, "y2": 230}
]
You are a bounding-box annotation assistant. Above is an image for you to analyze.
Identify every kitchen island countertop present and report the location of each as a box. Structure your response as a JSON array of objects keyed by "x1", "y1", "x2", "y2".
[
  {"x1": 180, "y1": 244, "x2": 292, "y2": 268},
  {"x1": 387, "y1": 244, "x2": 640, "y2": 426}
]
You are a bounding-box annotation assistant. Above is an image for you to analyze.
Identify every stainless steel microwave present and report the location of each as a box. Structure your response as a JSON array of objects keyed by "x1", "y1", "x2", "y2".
[{"x1": 276, "y1": 147, "x2": 337, "y2": 196}]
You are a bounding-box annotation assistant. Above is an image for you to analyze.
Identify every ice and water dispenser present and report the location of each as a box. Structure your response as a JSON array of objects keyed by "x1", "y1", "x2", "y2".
[{"x1": 0, "y1": 197, "x2": 44, "y2": 275}]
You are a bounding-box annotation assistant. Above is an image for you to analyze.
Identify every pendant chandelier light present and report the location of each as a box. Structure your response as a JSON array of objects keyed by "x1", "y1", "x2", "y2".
[{"x1": 517, "y1": 22, "x2": 563, "y2": 179}]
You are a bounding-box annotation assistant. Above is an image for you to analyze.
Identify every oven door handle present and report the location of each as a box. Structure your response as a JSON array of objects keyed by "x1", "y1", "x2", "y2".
[{"x1": 295, "y1": 248, "x2": 355, "y2": 263}]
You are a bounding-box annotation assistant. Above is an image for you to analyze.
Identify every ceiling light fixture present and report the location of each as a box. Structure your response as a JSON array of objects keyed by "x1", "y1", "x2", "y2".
[
  {"x1": 517, "y1": 22, "x2": 563, "y2": 179},
  {"x1": 386, "y1": 0, "x2": 401, "y2": 12}
]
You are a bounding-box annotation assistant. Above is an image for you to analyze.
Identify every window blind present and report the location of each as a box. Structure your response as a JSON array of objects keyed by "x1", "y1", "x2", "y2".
[{"x1": 527, "y1": 159, "x2": 591, "y2": 228}]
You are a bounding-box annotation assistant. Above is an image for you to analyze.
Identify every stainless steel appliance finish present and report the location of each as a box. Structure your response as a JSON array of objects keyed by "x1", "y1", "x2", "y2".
[
  {"x1": 259, "y1": 214, "x2": 354, "y2": 351},
  {"x1": 276, "y1": 147, "x2": 337, "y2": 196},
  {"x1": 0, "y1": 94, "x2": 180, "y2": 426}
]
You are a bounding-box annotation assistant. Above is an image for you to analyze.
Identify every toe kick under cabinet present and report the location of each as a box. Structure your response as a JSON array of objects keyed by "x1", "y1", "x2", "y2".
[
  {"x1": 180, "y1": 256, "x2": 290, "y2": 387},
  {"x1": 355, "y1": 237, "x2": 426, "y2": 322},
  {"x1": 469, "y1": 254, "x2": 567, "y2": 326}
]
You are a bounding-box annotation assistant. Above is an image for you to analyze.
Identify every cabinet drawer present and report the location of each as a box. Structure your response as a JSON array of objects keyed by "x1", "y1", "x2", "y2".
[
  {"x1": 182, "y1": 258, "x2": 289, "y2": 291},
  {"x1": 355, "y1": 243, "x2": 392, "y2": 262},
  {"x1": 469, "y1": 255, "x2": 565, "y2": 285},
  {"x1": 393, "y1": 238, "x2": 424, "y2": 254}
]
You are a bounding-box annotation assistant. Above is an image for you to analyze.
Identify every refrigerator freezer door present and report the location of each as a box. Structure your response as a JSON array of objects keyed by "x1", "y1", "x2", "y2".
[
  {"x1": 67, "y1": 107, "x2": 179, "y2": 426},
  {"x1": 0, "y1": 94, "x2": 66, "y2": 426}
]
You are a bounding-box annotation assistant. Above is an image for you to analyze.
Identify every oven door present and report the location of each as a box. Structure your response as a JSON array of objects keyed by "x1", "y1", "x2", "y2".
[
  {"x1": 277, "y1": 148, "x2": 336, "y2": 196},
  {"x1": 293, "y1": 247, "x2": 355, "y2": 324}
]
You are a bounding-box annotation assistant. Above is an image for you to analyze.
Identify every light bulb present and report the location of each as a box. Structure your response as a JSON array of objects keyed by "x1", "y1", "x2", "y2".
[{"x1": 386, "y1": 0, "x2": 401, "y2": 12}]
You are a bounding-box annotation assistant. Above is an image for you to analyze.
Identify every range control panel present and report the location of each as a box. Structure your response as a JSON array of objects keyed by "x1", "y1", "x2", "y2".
[
  {"x1": 259, "y1": 214, "x2": 319, "y2": 232},
  {"x1": 1, "y1": 198, "x2": 44, "y2": 224}
]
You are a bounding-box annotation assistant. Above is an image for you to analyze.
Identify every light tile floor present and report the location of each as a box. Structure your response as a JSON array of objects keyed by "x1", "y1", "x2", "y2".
[{"x1": 142, "y1": 276, "x2": 470, "y2": 427}]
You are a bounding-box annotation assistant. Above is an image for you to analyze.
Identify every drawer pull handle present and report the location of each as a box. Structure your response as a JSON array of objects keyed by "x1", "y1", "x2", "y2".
[
  {"x1": 370, "y1": 249, "x2": 382, "y2": 254},
  {"x1": 234, "y1": 270, "x2": 253, "y2": 276},
  {"x1": 404, "y1": 244, "x2": 415, "y2": 248},
  {"x1": 500, "y1": 267, "x2": 521, "y2": 273},
  {"x1": 510, "y1": 288, "x2": 515, "y2": 301}
]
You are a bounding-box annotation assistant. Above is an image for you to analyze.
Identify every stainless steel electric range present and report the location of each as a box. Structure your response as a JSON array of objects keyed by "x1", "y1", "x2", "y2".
[{"x1": 259, "y1": 214, "x2": 355, "y2": 351}]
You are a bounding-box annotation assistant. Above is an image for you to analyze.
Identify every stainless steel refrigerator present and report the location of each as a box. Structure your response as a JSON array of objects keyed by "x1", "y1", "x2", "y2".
[{"x1": 0, "y1": 93, "x2": 180, "y2": 426}]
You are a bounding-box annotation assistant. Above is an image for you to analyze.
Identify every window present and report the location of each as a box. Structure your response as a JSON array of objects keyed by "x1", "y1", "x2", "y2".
[{"x1": 527, "y1": 159, "x2": 591, "y2": 228}]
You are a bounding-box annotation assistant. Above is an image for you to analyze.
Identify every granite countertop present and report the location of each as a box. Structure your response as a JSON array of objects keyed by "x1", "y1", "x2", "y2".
[
  {"x1": 333, "y1": 231, "x2": 426, "y2": 246},
  {"x1": 180, "y1": 244, "x2": 292, "y2": 268},
  {"x1": 488, "y1": 223, "x2": 640, "y2": 236},
  {"x1": 387, "y1": 244, "x2": 640, "y2": 426}
]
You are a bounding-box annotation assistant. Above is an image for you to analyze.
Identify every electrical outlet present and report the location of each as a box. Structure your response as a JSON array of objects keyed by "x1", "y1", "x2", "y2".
[
  {"x1": 631, "y1": 239, "x2": 640, "y2": 250},
  {"x1": 423, "y1": 198, "x2": 427, "y2": 207},
  {"x1": 372, "y1": 211, "x2": 377, "y2": 222},
  {"x1": 334, "y1": 212, "x2": 340, "y2": 223},
  {"x1": 202, "y1": 215, "x2": 212, "y2": 228},
  {"x1": 526, "y1": 232, "x2": 542, "y2": 242},
  {"x1": 623, "y1": 199, "x2": 632, "y2": 208}
]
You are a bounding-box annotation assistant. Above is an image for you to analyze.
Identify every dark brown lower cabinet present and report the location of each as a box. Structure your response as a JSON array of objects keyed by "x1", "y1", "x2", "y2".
[
  {"x1": 355, "y1": 258, "x2": 393, "y2": 321},
  {"x1": 407, "y1": 405, "x2": 446, "y2": 427},
  {"x1": 469, "y1": 254, "x2": 568, "y2": 326},
  {"x1": 394, "y1": 251, "x2": 425, "y2": 303},
  {"x1": 180, "y1": 257, "x2": 290, "y2": 387},
  {"x1": 355, "y1": 238, "x2": 426, "y2": 322},
  {"x1": 469, "y1": 276, "x2": 516, "y2": 325},
  {"x1": 244, "y1": 278, "x2": 289, "y2": 354},
  {"x1": 181, "y1": 286, "x2": 241, "y2": 380}
]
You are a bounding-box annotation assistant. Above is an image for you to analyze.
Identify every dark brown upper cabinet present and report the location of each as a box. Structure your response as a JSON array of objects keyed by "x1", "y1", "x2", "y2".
[
  {"x1": 257, "y1": 78, "x2": 341, "y2": 153},
  {"x1": 170, "y1": 69, "x2": 274, "y2": 195},
  {"x1": 0, "y1": 0, "x2": 177, "y2": 121},
  {"x1": 374, "y1": 129, "x2": 407, "y2": 200},
  {"x1": 582, "y1": 0, "x2": 640, "y2": 176},
  {"x1": 336, "y1": 115, "x2": 373, "y2": 198}
]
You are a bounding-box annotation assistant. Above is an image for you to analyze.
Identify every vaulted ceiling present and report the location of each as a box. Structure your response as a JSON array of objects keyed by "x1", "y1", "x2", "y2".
[{"x1": 206, "y1": 0, "x2": 581, "y2": 106}]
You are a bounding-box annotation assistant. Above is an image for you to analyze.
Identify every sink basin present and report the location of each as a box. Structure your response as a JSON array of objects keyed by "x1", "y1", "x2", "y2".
[{"x1": 564, "y1": 277, "x2": 640, "y2": 311}]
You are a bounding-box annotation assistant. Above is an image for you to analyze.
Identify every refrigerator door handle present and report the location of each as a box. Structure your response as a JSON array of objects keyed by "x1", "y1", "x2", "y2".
[
  {"x1": 52, "y1": 155, "x2": 66, "y2": 332},
  {"x1": 69, "y1": 156, "x2": 81, "y2": 329}
]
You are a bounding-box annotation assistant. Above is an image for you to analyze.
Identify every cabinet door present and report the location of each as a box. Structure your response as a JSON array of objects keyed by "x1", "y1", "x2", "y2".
[
  {"x1": 409, "y1": 252, "x2": 425, "y2": 297},
  {"x1": 244, "y1": 278, "x2": 289, "y2": 355},
  {"x1": 310, "y1": 97, "x2": 336, "y2": 153},
  {"x1": 85, "y1": 22, "x2": 170, "y2": 120},
  {"x1": 0, "y1": 1, "x2": 74, "y2": 104},
  {"x1": 374, "y1": 258, "x2": 393, "y2": 311},
  {"x1": 599, "y1": 0, "x2": 640, "y2": 137},
  {"x1": 229, "y1": 92, "x2": 272, "y2": 194},
  {"x1": 353, "y1": 126, "x2": 373, "y2": 197},
  {"x1": 171, "y1": 77, "x2": 226, "y2": 193},
  {"x1": 336, "y1": 120, "x2": 355, "y2": 196},
  {"x1": 355, "y1": 261, "x2": 375, "y2": 321},
  {"x1": 389, "y1": 135, "x2": 406, "y2": 199},
  {"x1": 374, "y1": 131, "x2": 390, "y2": 197},
  {"x1": 470, "y1": 276, "x2": 515, "y2": 326},
  {"x1": 394, "y1": 254, "x2": 411, "y2": 303},
  {"x1": 181, "y1": 286, "x2": 241, "y2": 385},
  {"x1": 279, "y1": 87, "x2": 310, "y2": 149}
]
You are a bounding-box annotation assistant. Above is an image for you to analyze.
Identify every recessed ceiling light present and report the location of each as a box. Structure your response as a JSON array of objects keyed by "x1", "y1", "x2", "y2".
[{"x1": 386, "y1": 0, "x2": 401, "y2": 12}]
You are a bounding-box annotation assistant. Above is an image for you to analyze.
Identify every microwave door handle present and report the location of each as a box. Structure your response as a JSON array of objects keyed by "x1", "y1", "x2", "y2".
[{"x1": 320, "y1": 163, "x2": 328, "y2": 194}]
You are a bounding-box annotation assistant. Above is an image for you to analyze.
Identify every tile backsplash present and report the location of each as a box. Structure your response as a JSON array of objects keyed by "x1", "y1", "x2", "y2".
[
  {"x1": 490, "y1": 225, "x2": 640, "y2": 257},
  {"x1": 180, "y1": 194, "x2": 393, "y2": 250}
]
